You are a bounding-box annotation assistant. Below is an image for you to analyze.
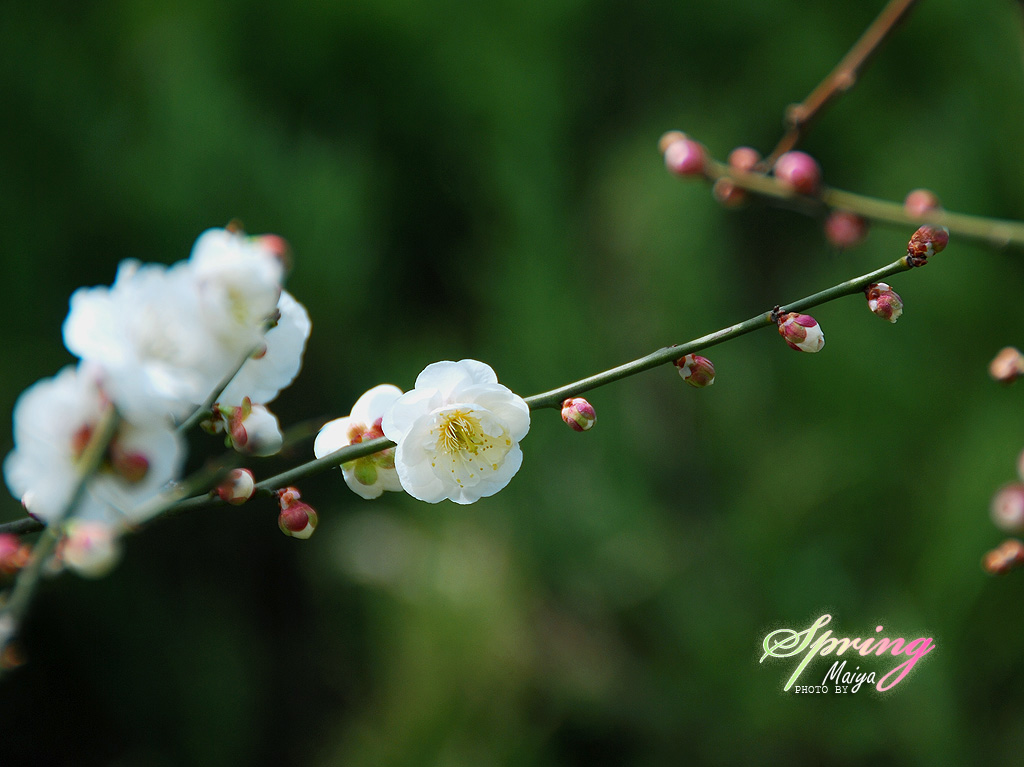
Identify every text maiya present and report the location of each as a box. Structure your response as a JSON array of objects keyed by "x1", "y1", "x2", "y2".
[{"x1": 759, "y1": 614, "x2": 934, "y2": 693}]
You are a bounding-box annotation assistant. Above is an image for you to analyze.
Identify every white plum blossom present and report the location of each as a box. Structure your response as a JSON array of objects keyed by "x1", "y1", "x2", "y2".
[
  {"x1": 63, "y1": 260, "x2": 218, "y2": 420},
  {"x1": 314, "y1": 384, "x2": 404, "y2": 500},
  {"x1": 62, "y1": 227, "x2": 292, "y2": 421},
  {"x1": 217, "y1": 291, "x2": 311, "y2": 407},
  {"x1": 3, "y1": 366, "x2": 185, "y2": 526},
  {"x1": 187, "y1": 228, "x2": 285, "y2": 357},
  {"x1": 381, "y1": 360, "x2": 530, "y2": 504}
]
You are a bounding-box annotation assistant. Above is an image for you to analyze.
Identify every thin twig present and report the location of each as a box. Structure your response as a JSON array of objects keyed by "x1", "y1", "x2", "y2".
[
  {"x1": 703, "y1": 158, "x2": 1024, "y2": 249},
  {"x1": 763, "y1": 0, "x2": 921, "y2": 167}
]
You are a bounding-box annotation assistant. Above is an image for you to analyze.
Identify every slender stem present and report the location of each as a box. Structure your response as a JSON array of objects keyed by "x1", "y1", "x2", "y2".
[
  {"x1": 0, "y1": 404, "x2": 120, "y2": 667},
  {"x1": 176, "y1": 339, "x2": 267, "y2": 434},
  {"x1": 705, "y1": 159, "x2": 1024, "y2": 249},
  {"x1": 764, "y1": 0, "x2": 921, "y2": 166}
]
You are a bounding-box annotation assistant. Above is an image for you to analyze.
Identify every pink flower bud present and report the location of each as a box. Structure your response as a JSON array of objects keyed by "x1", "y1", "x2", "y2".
[
  {"x1": 728, "y1": 146, "x2": 761, "y2": 173},
  {"x1": 561, "y1": 398, "x2": 597, "y2": 432},
  {"x1": 907, "y1": 225, "x2": 949, "y2": 265},
  {"x1": 903, "y1": 189, "x2": 942, "y2": 218},
  {"x1": 865, "y1": 283, "x2": 904, "y2": 323},
  {"x1": 657, "y1": 130, "x2": 687, "y2": 154},
  {"x1": 674, "y1": 354, "x2": 716, "y2": 387},
  {"x1": 992, "y1": 483, "x2": 1024, "y2": 532},
  {"x1": 225, "y1": 398, "x2": 284, "y2": 457},
  {"x1": 0, "y1": 534, "x2": 25, "y2": 576},
  {"x1": 663, "y1": 138, "x2": 707, "y2": 177},
  {"x1": 824, "y1": 210, "x2": 868, "y2": 250},
  {"x1": 277, "y1": 486, "x2": 318, "y2": 539},
  {"x1": 983, "y1": 538, "x2": 1024, "y2": 575},
  {"x1": 990, "y1": 347, "x2": 1024, "y2": 384},
  {"x1": 712, "y1": 178, "x2": 747, "y2": 208},
  {"x1": 216, "y1": 468, "x2": 257, "y2": 505},
  {"x1": 774, "y1": 151, "x2": 821, "y2": 195},
  {"x1": 777, "y1": 312, "x2": 825, "y2": 353},
  {"x1": 61, "y1": 521, "x2": 122, "y2": 578}
]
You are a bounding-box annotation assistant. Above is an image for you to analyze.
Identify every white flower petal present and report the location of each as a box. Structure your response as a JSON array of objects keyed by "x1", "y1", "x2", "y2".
[
  {"x1": 350, "y1": 384, "x2": 403, "y2": 424},
  {"x1": 382, "y1": 388, "x2": 443, "y2": 443},
  {"x1": 313, "y1": 416, "x2": 355, "y2": 458},
  {"x1": 458, "y1": 384, "x2": 531, "y2": 442},
  {"x1": 413, "y1": 359, "x2": 497, "y2": 398}
]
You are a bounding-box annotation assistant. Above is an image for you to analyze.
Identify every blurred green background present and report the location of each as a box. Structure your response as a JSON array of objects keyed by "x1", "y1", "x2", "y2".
[{"x1": 4, "y1": 0, "x2": 1024, "y2": 764}]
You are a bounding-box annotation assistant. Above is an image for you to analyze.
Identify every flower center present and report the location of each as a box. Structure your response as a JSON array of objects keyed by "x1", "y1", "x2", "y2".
[{"x1": 432, "y1": 409, "x2": 513, "y2": 489}]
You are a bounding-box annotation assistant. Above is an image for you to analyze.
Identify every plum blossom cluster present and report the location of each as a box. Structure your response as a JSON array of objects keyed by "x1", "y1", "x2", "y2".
[
  {"x1": 3, "y1": 226, "x2": 311, "y2": 575},
  {"x1": 315, "y1": 360, "x2": 531, "y2": 505}
]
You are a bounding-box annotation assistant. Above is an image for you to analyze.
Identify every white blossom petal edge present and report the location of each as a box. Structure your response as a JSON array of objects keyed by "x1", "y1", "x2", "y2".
[
  {"x1": 381, "y1": 360, "x2": 529, "y2": 504},
  {"x1": 314, "y1": 384, "x2": 404, "y2": 500}
]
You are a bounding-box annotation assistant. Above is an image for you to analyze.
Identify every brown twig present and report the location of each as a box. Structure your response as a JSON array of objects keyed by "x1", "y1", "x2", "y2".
[{"x1": 763, "y1": 0, "x2": 922, "y2": 168}]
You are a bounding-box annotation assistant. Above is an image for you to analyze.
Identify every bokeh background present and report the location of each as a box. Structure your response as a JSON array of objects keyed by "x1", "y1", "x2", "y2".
[{"x1": 3, "y1": 0, "x2": 1024, "y2": 764}]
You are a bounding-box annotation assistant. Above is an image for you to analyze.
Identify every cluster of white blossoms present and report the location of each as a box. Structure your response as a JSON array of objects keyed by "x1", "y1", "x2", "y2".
[
  {"x1": 3, "y1": 227, "x2": 311, "y2": 575},
  {"x1": 315, "y1": 360, "x2": 531, "y2": 505}
]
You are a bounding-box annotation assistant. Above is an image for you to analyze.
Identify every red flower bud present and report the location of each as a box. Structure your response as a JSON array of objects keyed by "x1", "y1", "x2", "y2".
[
  {"x1": 983, "y1": 538, "x2": 1024, "y2": 575},
  {"x1": 774, "y1": 151, "x2": 821, "y2": 195},
  {"x1": 824, "y1": 210, "x2": 868, "y2": 250},
  {"x1": 776, "y1": 312, "x2": 825, "y2": 353},
  {"x1": 907, "y1": 225, "x2": 949, "y2": 266},
  {"x1": 663, "y1": 137, "x2": 707, "y2": 177},
  {"x1": 277, "y1": 487, "x2": 318, "y2": 539},
  {"x1": 674, "y1": 354, "x2": 716, "y2": 387},
  {"x1": 865, "y1": 283, "x2": 904, "y2": 323},
  {"x1": 903, "y1": 189, "x2": 942, "y2": 218},
  {"x1": 561, "y1": 398, "x2": 597, "y2": 432},
  {"x1": 989, "y1": 347, "x2": 1024, "y2": 384}
]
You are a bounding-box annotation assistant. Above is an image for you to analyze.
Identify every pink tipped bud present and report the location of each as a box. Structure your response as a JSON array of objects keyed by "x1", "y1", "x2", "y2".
[
  {"x1": 777, "y1": 312, "x2": 825, "y2": 353},
  {"x1": 658, "y1": 130, "x2": 687, "y2": 154},
  {"x1": 61, "y1": 521, "x2": 122, "y2": 578},
  {"x1": 0, "y1": 534, "x2": 26, "y2": 576},
  {"x1": 904, "y1": 189, "x2": 942, "y2": 218},
  {"x1": 663, "y1": 138, "x2": 707, "y2": 178},
  {"x1": 824, "y1": 210, "x2": 868, "y2": 250},
  {"x1": 712, "y1": 178, "x2": 747, "y2": 208},
  {"x1": 983, "y1": 538, "x2": 1024, "y2": 575},
  {"x1": 226, "y1": 399, "x2": 284, "y2": 457},
  {"x1": 990, "y1": 347, "x2": 1024, "y2": 384},
  {"x1": 674, "y1": 354, "x2": 716, "y2": 387},
  {"x1": 865, "y1": 283, "x2": 904, "y2": 323},
  {"x1": 561, "y1": 398, "x2": 597, "y2": 432},
  {"x1": 907, "y1": 224, "x2": 949, "y2": 265},
  {"x1": 992, "y1": 483, "x2": 1024, "y2": 532},
  {"x1": 774, "y1": 151, "x2": 821, "y2": 195},
  {"x1": 216, "y1": 468, "x2": 257, "y2": 505},
  {"x1": 728, "y1": 146, "x2": 761, "y2": 173},
  {"x1": 277, "y1": 487, "x2": 318, "y2": 539}
]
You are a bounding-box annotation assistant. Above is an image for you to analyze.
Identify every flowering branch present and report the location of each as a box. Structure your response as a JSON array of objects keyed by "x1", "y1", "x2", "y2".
[
  {"x1": 702, "y1": 157, "x2": 1024, "y2": 248},
  {"x1": 763, "y1": 0, "x2": 922, "y2": 167},
  {"x1": 0, "y1": 403, "x2": 119, "y2": 667}
]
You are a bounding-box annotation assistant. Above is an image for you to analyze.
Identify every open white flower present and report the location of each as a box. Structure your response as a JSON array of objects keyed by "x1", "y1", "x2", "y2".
[
  {"x1": 217, "y1": 291, "x2": 311, "y2": 407},
  {"x1": 381, "y1": 360, "x2": 529, "y2": 504},
  {"x1": 63, "y1": 260, "x2": 219, "y2": 420},
  {"x1": 3, "y1": 366, "x2": 185, "y2": 525},
  {"x1": 314, "y1": 384, "x2": 403, "y2": 500}
]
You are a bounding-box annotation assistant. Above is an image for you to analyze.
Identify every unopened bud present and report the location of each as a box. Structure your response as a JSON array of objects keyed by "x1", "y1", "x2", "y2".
[
  {"x1": 865, "y1": 283, "x2": 904, "y2": 323},
  {"x1": 774, "y1": 151, "x2": 821, "y2": 195},
  {"x1": 903, "y1": 189, "x2": 942, "y2": 218},
  {"x1": 990, "y1": 347, "x2": 1024, "y2": 384},
  {"x1": 777, "y1": 312, "x2": 825, "y2": 353},
  {"x1": 61, "y1": 521, "x2": 122, "y2": 578},
  {"x1": 277, "y1": 486, "x2": 318, "y2": 539},
  {"x1": 0, "y1": 534, "x2": 26, "y2": 576},
  {"x1": 712, "y1": 178, "x2": 747, "y2": 208},
  {"x1": 674, "y1": 354, "x2": 716, "y2": 387},
  {"x1": 992, "y1": 483, "x2": 1024, "y2": 532},
  {"x1": 225, "y1": 398, "x2": 284, "y2": 457},
  {"x1": 983, "y1": 538, "x2": 1024, "y2": 575},
  {"x1": 907, "y1": 225, "x2": 949, "y2": 266},
  {"x1": 216, "y1": 468, "x2": 256, "y2": 505},
  {"x1": 561, "y1": 398, "x2": 597, "y2": 432},
  {"x1": 658, "y1": 130, "x2": 687, "y2": 154},
  {"x1": 663, "y1": 137, "x2": 707, "y2": 177},
  {"x1": 727, "y1": 146, "x2": 761, "y2": 173},
  {"x1": 824, "y1": 210, "x2": 868, "y2": 250}
]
